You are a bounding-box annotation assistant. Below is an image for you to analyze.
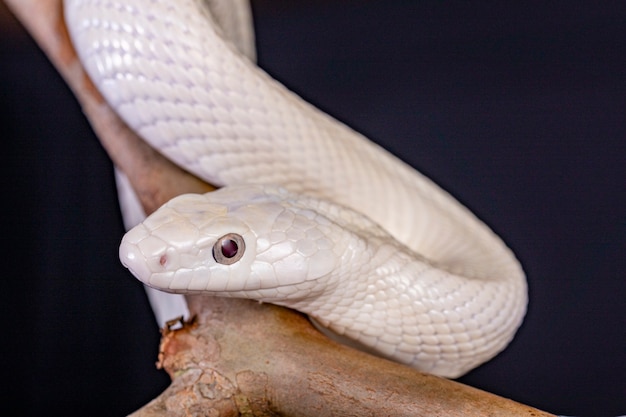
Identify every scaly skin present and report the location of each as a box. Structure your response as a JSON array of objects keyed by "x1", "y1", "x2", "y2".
[{"x1": 65, "y1": 0, "x2": 528, "y2": 377}]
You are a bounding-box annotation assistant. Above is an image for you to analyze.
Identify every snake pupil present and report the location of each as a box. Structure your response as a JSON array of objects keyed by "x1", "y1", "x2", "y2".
[{"x1": 221, "y1": 239, "x2": 238, "y2": 258}]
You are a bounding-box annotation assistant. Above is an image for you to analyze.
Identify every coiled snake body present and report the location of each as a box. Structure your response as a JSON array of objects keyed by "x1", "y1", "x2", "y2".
[{"x1": 65, "y1": 0, "x2": 527, "y2": 377}]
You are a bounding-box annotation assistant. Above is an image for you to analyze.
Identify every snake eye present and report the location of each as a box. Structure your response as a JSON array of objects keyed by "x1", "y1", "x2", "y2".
[{"x1": 213, "y1": 233, "x2": 246, "y2": 265}]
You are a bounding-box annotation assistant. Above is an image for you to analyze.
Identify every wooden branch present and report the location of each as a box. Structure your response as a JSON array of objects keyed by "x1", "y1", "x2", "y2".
[
  {"x1": 132, "y1": 296, "x2": 556, "y2": 416},
  {"x1": 3, "y1": 1, "x2": 555, "y2": 415}
]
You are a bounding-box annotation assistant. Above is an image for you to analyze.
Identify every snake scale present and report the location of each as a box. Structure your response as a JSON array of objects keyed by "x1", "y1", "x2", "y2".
[{"x1": 65, "y1": 0, "x2": 527, "y2": 378}]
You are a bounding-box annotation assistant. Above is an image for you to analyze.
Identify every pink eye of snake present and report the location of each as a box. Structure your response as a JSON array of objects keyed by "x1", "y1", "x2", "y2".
[{"x1": 213, "y1": 233, "x2": 246, "y2": 265}]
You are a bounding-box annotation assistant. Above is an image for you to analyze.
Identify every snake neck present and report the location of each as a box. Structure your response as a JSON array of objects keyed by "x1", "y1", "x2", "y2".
[
  {"x1": 281, "y1": 222, "x2": 417, "y2": 315},
  {"x1": 275, "y1": 212, "x2": 527, "y2": 377}
]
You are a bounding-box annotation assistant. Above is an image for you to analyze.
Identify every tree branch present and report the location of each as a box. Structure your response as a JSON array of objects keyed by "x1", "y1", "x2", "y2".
[{"x1": 3, "y1": 1, "x2": 555, "y2": 415}]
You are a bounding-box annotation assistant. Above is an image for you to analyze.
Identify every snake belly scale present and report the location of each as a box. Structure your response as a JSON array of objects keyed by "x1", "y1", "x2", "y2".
[{"x1": 64, "y1": 0, "x2": 528, "y2": 378}]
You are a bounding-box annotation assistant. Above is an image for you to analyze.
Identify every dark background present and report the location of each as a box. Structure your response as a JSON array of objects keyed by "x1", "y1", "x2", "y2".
[{"x1": 2, "y1": 1, "x2": 624, "y2": 416}]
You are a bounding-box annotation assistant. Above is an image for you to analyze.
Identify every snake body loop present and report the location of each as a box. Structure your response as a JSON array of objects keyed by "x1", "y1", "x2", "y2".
[{"x1": 65, "y1": 0, "x2": 528, "y2": 377}]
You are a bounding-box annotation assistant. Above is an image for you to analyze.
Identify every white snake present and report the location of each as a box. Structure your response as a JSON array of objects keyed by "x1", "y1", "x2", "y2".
[{"x1": 65, "y1": 0, "x2": 527, "y2": 378}]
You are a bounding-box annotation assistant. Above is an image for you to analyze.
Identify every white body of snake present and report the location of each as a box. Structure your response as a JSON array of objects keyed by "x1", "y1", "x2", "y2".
[{"x1": 65, "y1": 0, "x2": 527, "y2": 378}]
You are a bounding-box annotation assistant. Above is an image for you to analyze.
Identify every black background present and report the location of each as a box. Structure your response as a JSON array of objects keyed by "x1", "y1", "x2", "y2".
[{"x1": 2, "y1": 1, "x2": 625, "y2": 416}]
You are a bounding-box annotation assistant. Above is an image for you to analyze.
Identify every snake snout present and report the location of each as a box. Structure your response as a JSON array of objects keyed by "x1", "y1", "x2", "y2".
[
  {"x1": 119, "y1": 225, "x2": 174, "y2": 282},
  {"x1": 119, "y1": 237, "x2": 153, "y2": 284}
]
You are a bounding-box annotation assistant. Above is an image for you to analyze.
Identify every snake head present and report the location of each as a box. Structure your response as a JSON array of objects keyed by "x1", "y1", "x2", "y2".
[{"x1": 119, "y1": 185, "x2": 341, "y2": 302}]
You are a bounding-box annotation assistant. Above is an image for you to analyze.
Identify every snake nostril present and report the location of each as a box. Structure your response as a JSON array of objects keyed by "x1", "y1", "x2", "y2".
[{"x1": 159, "y1": 254, "x2": 168, "y2": 267}]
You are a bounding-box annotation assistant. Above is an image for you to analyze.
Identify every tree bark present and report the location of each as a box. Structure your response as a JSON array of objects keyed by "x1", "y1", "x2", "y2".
[{"x1": 2, "y1": 1, "x2": 555, "y2": 415}]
